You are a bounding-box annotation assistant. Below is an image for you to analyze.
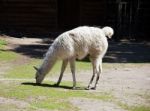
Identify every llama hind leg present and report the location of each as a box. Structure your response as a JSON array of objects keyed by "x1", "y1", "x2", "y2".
[
  {"x1": 87, "y1": 58, "x2": 97, "y2": 89},
  {"x1": 93, "y1": 59, "x2": 102, "y2": 90},
  {"x1": 55, "y1": 59, "x2": 68, "y2": 86}
]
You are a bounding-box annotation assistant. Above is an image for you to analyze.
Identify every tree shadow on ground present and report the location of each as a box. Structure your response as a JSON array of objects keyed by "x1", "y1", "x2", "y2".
[
  {"x1": 104, "y1": 41, "x2": 150, "y2": 63},
  {"x1": 13, "y1": 44, "x2": 50, "y2": 59},
  {"x1": 10, "y1": 39, "x2": 150, "y2": 63},
  {"x1": 11, "y1": 38, "x2": 53, "y2": 59}
]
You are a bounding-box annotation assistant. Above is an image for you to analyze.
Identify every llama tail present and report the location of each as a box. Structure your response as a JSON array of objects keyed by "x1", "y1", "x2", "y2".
[{"x1": 102, "y1": 27, "x2": 114, "y2": 39}]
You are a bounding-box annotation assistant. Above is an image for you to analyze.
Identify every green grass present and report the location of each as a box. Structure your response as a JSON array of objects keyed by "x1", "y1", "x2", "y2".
[
  {"x1": 31, "y1": 98, "x2": 78, "y2": 111},
  {"x1": 115, "y1": 99, "x2": 150, "y2": 111},
  {"x1": 0, "y1": 80, "x2": 113, "y2": 111},
  {"x1": 1, "y1": 80, "x2": 149, "y2": 111},
  {"x1": 130, "y1": 106, "x2": 150, "y2": 111},
  {"x1": 76, "y1": 61, "x2": 91, "y2": 70},
  {"x1": 0, "y1": 39, "x2": 7, "y2": 48},
  {"x1": 122, "y1": 104, "x2": 150, "y2": 111},
  {"x1": 0, "y1": 39, "x2": 19, "y2": 61},
  {"x1": 0, "y1": 80, "x2": 113, "y2": 101},
  {"x1": 0, "y1": 50, "x2": 19, "y2": 61},
  {"x1": 4, "y1": 59, "x2": 41, "y2": 78}
]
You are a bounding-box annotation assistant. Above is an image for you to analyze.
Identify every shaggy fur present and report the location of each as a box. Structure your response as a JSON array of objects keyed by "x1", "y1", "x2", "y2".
[{"x1": 34, "y1": 26, "x2": 114, "y2": 89}]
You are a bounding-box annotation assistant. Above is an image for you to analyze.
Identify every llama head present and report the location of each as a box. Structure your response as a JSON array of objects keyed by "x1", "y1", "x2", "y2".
[
  {"x1": 33, "y1": 66, "x2": 45, "y2": 84},
  {"x1": 102, "y1": 27, "x2": 114, "y2": 38}
]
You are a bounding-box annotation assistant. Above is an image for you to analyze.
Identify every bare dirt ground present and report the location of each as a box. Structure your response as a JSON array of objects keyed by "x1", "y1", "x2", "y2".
[{"x1": 0, "y1": 36, "x2": 150, "y2": 111}]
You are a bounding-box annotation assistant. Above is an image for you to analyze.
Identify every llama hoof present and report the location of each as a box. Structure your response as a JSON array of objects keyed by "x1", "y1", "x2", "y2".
[
  {"x1": 91, "y1": 87, "x2": 96, "y2": 90},
  {"x1": 72, "y1": 87, "x2": 76, "y2": 90},
  {"x1": 85, "y1": 87, "x2": 91, "y2": 90},
  {"x1": 86, "y1": 85, "x2": 93, "y2": 90}
]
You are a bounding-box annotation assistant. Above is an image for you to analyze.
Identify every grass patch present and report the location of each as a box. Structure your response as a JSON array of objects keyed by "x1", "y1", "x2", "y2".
[
  {"x1": 116, "y1": 100, "x2": 150, "y2": 111},
  {"x1": 0, "y1": 39, "x2": 19, "y2": 61},
  {"x1": 0, "y1": 81, "x2": 113, "y2": 111},
  {"x1": 0, "y1": 39, "x2": 7, "y2": 48},
  {"x1": 0, "y1": 81, "x2": 113, "y2": 101},
  {"x1": 0, "y1": 50, "x2": 19, "y2": 61},
  {"x1": 31, "y1": 98, "x2": 78, "y2": 111},
  {"x1": 130, "y1": 106, "x2": 150, "y2": 111},
  {"x1": 4, "y1": 59, "x2": 41, "y2": 78},
  {"x1": 76, "y1": 61, "x2": 91, "y2": 70},
  {"x1": 0, "y1": 82, "x2": 113, "y2": 101}
]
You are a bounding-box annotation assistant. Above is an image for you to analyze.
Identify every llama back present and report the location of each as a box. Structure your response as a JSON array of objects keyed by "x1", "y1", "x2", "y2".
[{"x1": 68, "y1": 26, "x2": 108, "y2": 59}]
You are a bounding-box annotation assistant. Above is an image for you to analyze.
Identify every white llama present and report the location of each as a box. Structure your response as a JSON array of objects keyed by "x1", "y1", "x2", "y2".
[{"x1": 34, "y1": 26, "x2": 114, "y2": 90}]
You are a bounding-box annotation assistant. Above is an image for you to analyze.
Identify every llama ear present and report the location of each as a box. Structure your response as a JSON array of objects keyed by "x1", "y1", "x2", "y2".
[{"x1": 33, "y1": 66, "x2": 39, "y2": 72}]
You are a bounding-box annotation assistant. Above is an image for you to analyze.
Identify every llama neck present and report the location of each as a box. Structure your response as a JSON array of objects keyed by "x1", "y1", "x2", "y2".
[{"x1": 39, "y1": 50, "x2": 57, "y2": 76}]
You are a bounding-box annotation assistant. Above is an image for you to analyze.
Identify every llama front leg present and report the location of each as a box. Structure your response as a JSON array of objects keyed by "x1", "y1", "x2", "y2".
[
  {"x1": 55, "y1": 59, "x2": 68, "y2": 86},
  {"x1": 69, "y1": 58, "x2": 76, "y2": 89}
]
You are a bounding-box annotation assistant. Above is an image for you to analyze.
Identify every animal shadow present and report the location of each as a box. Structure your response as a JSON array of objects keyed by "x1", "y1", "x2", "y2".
[{"x1": 21, "y1": 82, "x2": 86, "y2": 90}]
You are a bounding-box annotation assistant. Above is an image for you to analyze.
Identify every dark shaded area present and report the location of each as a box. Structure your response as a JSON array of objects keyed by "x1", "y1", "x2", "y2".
[
  {"x1": 0, "y1": 32, "x2": 61, "y2": 39},
  {"x1": 0, "y1": 0, "x2": 150, "y2": 41},
  {"x1": 12, "y1": 40, "x2": 150, "y2": 63},
  {"x1": 104, "y1": 41, "x2": 150, "y2": 63},
  {"x1": 14, "y1": 44, "x2": 49, "y2": 59},
  {"x1": 9, "y1": 38, "x2": 53, "y2": 59},
  {"x1": 22, "y1": 82, "x2": 86, "y2": 90}
]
